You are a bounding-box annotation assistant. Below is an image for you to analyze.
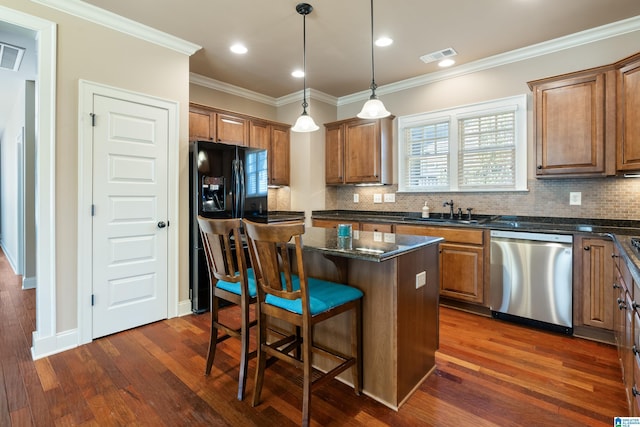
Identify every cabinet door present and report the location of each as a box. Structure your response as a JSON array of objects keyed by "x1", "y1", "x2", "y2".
[
  {"x1": 617, "y1": 58, "x2": 640, "y2": 171},
  {"x1": 344, "y1": 120, "x2": 380, "y2": 183},
  {"x1": 580, "y1": 238, "x2": 614, "y2": 329},
  {"x1": 270, "y1": 124, "x2": 290, "y2": 186},
  {"x1": 360, "y1": 222, "x2": 393, "y2": 233},
  {"x1": 439, "y1": 242, "x2": 484, "y2": 304},
  {"x1": 189, "y1": 110, "x2": 214, "y2": 141},
  {"x1": 325, "y1": 123, "x2": 345, "y2": 184},
  {"x1": 533, "y1": 72, "x2": 609, "y2": 176},
  {"x1": 216, "y1": 113, "x2": 248, "y2": 145}
]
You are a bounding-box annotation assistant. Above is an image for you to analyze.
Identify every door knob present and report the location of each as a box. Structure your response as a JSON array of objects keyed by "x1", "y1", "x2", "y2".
[{"x1": 157, "y1": 221, "x2": 167, "y2": 228}]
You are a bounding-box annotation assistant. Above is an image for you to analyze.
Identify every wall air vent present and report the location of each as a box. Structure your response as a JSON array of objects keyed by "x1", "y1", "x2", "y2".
[
  {"x1": 420, "y1": 47, "x2": 457, "y2": 64},
  {"x1": 0, "y1": 42, "x2": 26, "y2": 72}
]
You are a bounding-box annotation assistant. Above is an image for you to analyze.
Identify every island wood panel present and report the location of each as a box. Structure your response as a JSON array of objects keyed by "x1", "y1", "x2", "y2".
[{"x1": 396, "y1": 244, "x2": 439, "y2": 403}]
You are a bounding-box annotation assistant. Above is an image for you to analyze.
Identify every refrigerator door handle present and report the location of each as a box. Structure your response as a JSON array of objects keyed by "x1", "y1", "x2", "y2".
[{"x1": 238, "y1": 159, "x2": 245, "y2": 218}]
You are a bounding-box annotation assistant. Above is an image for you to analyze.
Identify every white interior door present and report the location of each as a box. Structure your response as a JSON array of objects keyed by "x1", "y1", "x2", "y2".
[{"x1": 91, "y1": 94, "x2": 169, "y2": 339}]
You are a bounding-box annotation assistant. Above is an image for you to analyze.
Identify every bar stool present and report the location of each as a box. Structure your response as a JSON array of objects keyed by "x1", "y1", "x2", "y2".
[
  {"x1": 242, "y1": 219, "x2": 363, "y2": 427},
  {"x1": 197, "y1": 216, "x2": 256, "y2": 401}
]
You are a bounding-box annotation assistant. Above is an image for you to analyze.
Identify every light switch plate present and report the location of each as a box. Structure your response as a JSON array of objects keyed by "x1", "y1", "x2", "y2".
[
  {"x1": 353, "y1": 193, "x2": 359, "y2": 203},
  {"x1": 373, "y1": 194, "x2": 382, "y2": 203},
  {"x1": 383, "y1": 193, "x2": 395, "y2": 203},
  {"x1": 416, "y1": 271, "x2": 426, "y2": 289},
  {"x1": 569, "y1": 192, "x2": 581, "y2": 205}
]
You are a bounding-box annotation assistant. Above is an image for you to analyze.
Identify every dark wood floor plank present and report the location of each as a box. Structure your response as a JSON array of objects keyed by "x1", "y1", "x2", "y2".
[{"x1": 0, "y1": 248, "x2": 629, "y2": 426}]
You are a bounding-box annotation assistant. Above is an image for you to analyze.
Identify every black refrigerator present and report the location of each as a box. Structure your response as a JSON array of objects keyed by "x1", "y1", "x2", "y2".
[{"x1": 189, "y1": 140, "x2": 268, "y2": 313}]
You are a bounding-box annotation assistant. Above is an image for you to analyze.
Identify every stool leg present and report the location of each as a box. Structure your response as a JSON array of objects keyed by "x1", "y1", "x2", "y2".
[
  {"x1": 252, "y1": 309, "x2": 267, "y2": 407},
  {"x1": 352, "y1": 299, "x2": 362, "y2": 395},
  {"x1": 301, "y1": 322, "x2": 312, "y2": 427},
  {"x1": 237, "y1": 298, "x2": 250, "y2": 400},
  {"x1": 205, "y1": 293, "x2": 219, "y2": 376}
]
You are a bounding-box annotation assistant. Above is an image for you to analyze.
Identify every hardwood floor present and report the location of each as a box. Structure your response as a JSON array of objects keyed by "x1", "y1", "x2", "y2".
[{"x1": 0, "y1": 248, "x2": 627, "y2": 426}]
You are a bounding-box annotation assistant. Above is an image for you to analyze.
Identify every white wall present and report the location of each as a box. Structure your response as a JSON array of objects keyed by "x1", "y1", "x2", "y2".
[{"x1": 0, "y1": 82, "x2": 25, "y2": 272}]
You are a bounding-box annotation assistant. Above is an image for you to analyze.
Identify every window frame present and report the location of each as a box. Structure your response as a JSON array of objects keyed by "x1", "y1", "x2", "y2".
[{"x1": 397, "y1": 94, "x2": 528, "y2": 193}]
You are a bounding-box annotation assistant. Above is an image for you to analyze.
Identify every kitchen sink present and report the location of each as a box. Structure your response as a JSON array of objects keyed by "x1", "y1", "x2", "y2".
[{"x1": 403, "y1": 214, "x2": 500, "y2": 225}]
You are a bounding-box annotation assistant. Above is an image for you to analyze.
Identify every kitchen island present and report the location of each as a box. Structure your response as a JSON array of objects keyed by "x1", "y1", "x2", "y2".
[{"x1": 294, "y1": 227, "x2": 443, "y2": 409}]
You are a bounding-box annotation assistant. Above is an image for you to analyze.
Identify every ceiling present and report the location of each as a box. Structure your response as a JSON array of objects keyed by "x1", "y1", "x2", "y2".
[{"x1": 80, "y1": 0, "x2": 640, "y2": 99}]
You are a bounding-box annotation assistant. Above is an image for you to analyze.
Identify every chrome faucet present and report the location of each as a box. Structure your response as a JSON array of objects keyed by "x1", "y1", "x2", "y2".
[{"x1": 443, "y1": 200, "x2": 454, "y2": 219}]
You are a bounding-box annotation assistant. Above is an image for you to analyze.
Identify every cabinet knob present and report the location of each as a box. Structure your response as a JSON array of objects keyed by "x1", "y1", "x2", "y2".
[
  {"x1": 633, "y1": 385, "x2": 639, "y2": 397},
  {"x1": 619, "y1": 302, "x2": 627, "y2": 310},
  {"x1": 633, "y1": 301, "x2": 639, "y2": 310},
  {"x1": 583, "y1": 246, "x2": 590, "y2": 251},
  {"x1": 612, "y1": 253, "x2": 619, "y2": 258},
  {"x1": 613, "y1": 283, "x2": 621, "y2": 289},
  {"x1": 634, "y1": 345, "x2": 638, "y2": 356},
  {"x1": 536, "y1": 165, "x2": 542, "y2": 170}
]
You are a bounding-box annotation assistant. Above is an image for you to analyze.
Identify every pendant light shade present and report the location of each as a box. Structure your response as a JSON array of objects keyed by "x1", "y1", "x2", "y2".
[
  {"x1": 291, "y1": 3, "x2": 319, "y2": 133},
  {"x1": 357, "y1": 0, "x2": 391, "y2": 119}
]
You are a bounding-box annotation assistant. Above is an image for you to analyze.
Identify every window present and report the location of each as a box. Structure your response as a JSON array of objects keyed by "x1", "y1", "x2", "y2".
[
  {"x1": 398, "y1": 94, "x2": 527, "y2": 192},
  {"x1": 245, "y1": 150, "x2": 268, "y2": 196}
]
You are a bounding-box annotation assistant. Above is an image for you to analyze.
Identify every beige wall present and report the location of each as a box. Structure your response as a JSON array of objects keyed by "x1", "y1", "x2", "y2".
[
  {"x1": 334, "y1": 31, "x2": 640, "y2": 221},
  {"x1": 1, "y1": 0, "x2": 191, "y2": 332}
]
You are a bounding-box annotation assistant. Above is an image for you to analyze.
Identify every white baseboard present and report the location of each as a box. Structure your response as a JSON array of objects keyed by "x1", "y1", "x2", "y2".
[
  {"x1": 22, "y1": 275, "x2": 37, "y2": 289},
  {"x1": 178, "y1": 299, "x2": 193, "y2": 316},
  {"x1": 31, "y1": 328, "x2": 78, "y2": 360}
]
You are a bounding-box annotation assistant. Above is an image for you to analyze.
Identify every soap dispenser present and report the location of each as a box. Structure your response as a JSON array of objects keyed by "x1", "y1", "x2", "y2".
[{"x1": 422, "y1": 202, "x2": 430, "y2": 218}]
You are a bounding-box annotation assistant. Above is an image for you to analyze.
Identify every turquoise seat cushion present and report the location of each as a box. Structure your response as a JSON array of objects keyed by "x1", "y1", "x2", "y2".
[
  {"x1": 265, "y1": 277, "x2": 363, "y2": 316},
  {"x1": 215, "y1": 268, "x2": 257, "y2": 298}
]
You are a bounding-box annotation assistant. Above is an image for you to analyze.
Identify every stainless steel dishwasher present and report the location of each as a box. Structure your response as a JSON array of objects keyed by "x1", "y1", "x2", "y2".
[{"x1": 490, "y1": 230, "x2": 573, "y2": 334}]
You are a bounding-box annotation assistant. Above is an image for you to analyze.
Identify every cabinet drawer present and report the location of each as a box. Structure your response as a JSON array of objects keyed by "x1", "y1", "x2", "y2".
[
  {"x1": 312, "y1": 218, "x2": 359, "y2": 230},
  {"x1": 395, "y1": 224, "x2": 484, "y2": 245},
  {"x1": 360, "y1": 222, "x2": 393, "y2": 233}
]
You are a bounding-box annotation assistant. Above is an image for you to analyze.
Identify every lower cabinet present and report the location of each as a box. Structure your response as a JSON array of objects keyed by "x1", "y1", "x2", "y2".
[
  {"x1": 575, "y1": 236, "x2": 614, "y2": 329},
  {"x1": 395, "y1": 225, "x2": 487, "y2": 305}
]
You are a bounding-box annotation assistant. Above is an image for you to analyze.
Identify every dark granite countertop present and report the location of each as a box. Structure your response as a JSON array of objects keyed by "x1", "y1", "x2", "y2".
[
  {"x1": 311, "y1": 209, "x2": 640, "y2": 282},
  {"x1": 300, "y1": 226, "x2": 443, "y2": 262}
]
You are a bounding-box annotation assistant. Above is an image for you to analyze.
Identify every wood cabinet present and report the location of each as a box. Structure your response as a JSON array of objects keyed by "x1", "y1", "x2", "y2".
[
  {"x1": 395, "y1": 224, "x2": 487, "y2": 305},
  {"x1": 617, "y1": 53, "x2": 640, "y2": 172},
  {"x1": 324, "y1": 116, "x2": 394, "y2": 185},
  {"x1": 190, "y1": 104, "x2": 291, "y2": 185},
  {"x1": 574, "y1": 236, "x2": 614, "y2": 330},
  {"x1": 189, "y1": 104, "x2": 248, "y2": 145},
  {"x1": 528, "y1": 67, "x2": 616, "y2": 178},
  {"x1": 311, "y1": 218, "x2": 394, "y2": 233},
  {"x1": 250, "y1": 120, "x2": 291, "y2": 186}
]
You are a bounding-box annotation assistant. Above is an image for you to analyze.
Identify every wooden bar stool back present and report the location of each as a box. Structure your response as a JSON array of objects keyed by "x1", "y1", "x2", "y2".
[
  {"x1": 242, "y1": 219, "x2": 363, "y2": 427},
  {"x1": 197, "y1": 216, "x2": 256, "y2": 401}
]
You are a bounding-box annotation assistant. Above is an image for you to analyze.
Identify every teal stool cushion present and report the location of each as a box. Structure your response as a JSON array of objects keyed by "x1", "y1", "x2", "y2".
[
  {"x1": 265, "y1": 277, "x2": 363, "y2": 316},
  {"x1": 215, "y1": 268, "x2": 257, "y2": 298}
]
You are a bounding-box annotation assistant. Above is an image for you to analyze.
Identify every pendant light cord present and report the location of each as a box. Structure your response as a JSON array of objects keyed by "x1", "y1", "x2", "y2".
[
  {"x1": 369, "y1": 0, "x2": 377, "y2": 94},
  {"x1": 302, "y1": 10, "x2": 309, "y2": 111}
]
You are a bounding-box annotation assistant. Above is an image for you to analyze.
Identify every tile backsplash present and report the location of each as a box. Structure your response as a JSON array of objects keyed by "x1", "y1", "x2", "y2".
[{"x1": 328, "y1": 177, "x2": 640, "y2": 221}]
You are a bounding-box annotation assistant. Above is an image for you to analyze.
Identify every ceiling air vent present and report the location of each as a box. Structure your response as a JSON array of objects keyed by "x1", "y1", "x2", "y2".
[
  {"x1": 0, "y1": 42, "x2": 26, "y2": 72},
  {"x1": 420, "y1": 47, "x2": 457, "y2": 64}
]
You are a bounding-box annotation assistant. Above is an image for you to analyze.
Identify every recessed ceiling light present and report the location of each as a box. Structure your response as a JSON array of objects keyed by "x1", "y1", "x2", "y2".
[
  {"x1": 291, "y1": 69, "x2": 304, "y2": 78},
  {"x1": 230, "y1": 44, "x2": 248, "y2": 54},
  {"x1": 438, "y1": 58, "x2": 455, "y2": 67},
  {"x1": 375, "y1": 37, "x2": 393, "y2": 47}
]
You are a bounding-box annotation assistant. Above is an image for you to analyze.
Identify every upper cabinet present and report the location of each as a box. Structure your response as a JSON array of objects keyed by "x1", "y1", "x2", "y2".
[
  {"x1": 249, "y1": 120, "x2": 291, "y2": 186},
  {"x1": 324, "y1": 116, "x2": 394, "y2": 185},
  {"x1": 528, "y1": 66, "x2": 616, "y2": 178},
  {"x1": 189, "y1": 104, "x2": 248, "y2": 146},
  {"x1": 528, "y1": 51, "x2": 640, "y2": 178},
  {"x1": 617, "y1": 53, "x2": 640, "y2": 172},
  {"x1": 190, "y1": 103, "x2": 291, "y2": 185}
]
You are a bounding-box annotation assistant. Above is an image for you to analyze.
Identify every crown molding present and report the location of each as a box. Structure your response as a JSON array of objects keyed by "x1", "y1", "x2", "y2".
[
  {"x1": 338, "y1": 15, "x2": 640, "y2": 106},
  {"x1": 30, "y1": 0, "x2": 201, "y2": 55},
  {"x1": 189, "y1": 73, "x2": 278, "y2": 106},
  {"x1": 276, "y1": 88, "x2": 338, "y2": 107}
]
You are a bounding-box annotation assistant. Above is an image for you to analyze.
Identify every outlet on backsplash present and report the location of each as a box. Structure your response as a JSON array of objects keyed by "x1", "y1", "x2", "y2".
[{"x1": 384, "y1": 193, "x2": 395, "y2": 203}]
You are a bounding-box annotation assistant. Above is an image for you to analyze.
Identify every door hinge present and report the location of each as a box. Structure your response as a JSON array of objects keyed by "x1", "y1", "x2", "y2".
[
  {"x1": 90, "y1": 112, "x2": 96, "y2": 127},
  {"x1": 91, "y1": 204, "x2": 95, "y2": 216},
  {"x1": 91, "y1": 294, "x2": 95, "y2": 306}
]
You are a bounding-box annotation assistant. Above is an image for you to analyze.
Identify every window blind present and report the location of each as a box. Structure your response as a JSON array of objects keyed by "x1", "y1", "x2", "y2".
[
  {"x1": 404, "y1": 121, "x2": 449, "y2": 189},
  {"x1": 458, "y1": 112, "x2": 515, "y2": 188}
]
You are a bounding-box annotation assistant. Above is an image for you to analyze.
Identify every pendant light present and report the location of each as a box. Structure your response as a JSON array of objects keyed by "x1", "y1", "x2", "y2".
[
  {"x1": 291, "y1": 3, "x2": 319, "y2": 133},
  {"x1": 357, "y1": 0, "x2": 391, "y2": 119}
]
